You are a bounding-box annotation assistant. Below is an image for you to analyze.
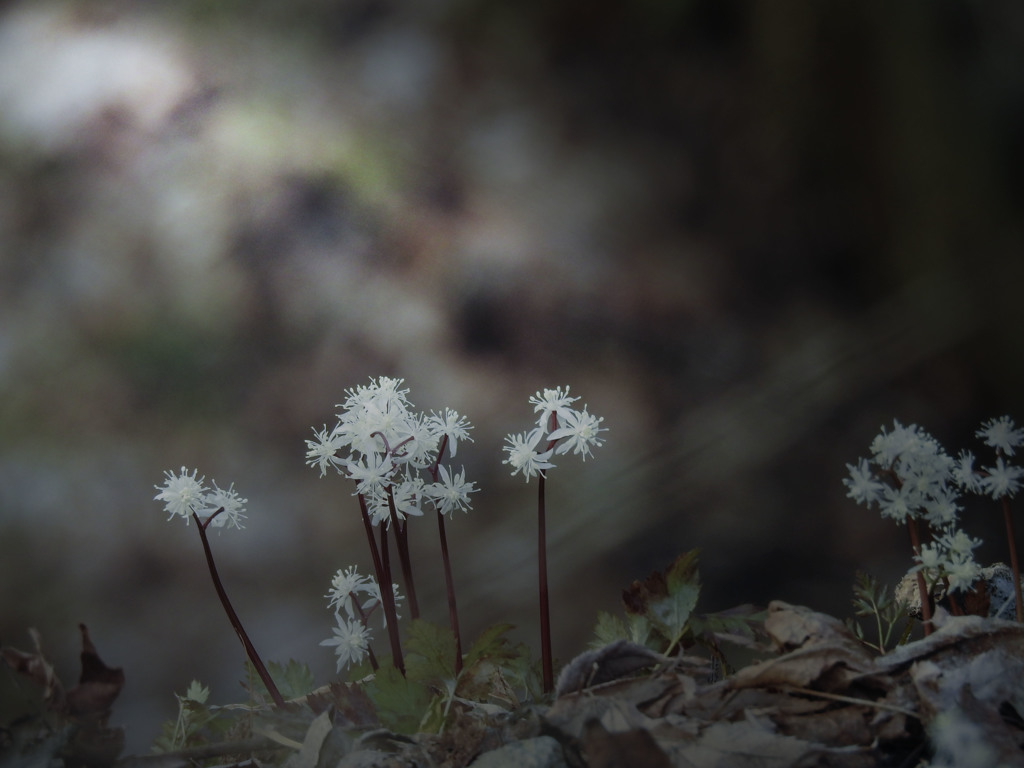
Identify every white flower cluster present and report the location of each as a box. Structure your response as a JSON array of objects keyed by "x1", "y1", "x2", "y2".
[
  {"x1": 956, "y1": 415, "x2": 1024, "y2": 500},
  {"x1": 844, "y1": 416, "x2": 1024, "y2": 594},
  {"x1": 502, "y1": 386, "x2": 607, "y2": 482},
  {"x1": 305, "y1": 377, "x2": 477, "y2": 522},
  {"x1": 153, "y1": 466, "x2": 247, "y2": 529},
  {"x1": 844, "y1": 420, "x2": 978, "y2": 593},
  {"x1": 320, "y1": 565, "x2": 402, "y2": 672}
]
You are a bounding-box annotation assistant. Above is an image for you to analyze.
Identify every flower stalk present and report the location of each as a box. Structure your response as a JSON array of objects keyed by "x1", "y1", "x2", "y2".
[
  {"x1": 1001, "y1": 496, "x2": 1023, "y2": 621},
  {"x1": 193, "y1": 510, "x2": 285, "y2": 708},
  {"x1": 357, "y1": 492, "x2": 404, "y2": 673}
]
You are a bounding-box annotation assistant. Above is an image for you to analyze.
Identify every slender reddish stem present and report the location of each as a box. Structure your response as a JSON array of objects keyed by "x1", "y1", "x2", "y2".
[
  {"x1": 907, "y1": 518, "x2": 932, "y2": 636},
  {"x1": 1001, "y1": 496, "x2": 1023, "y2": 622},
  {"x1": 357, "y1": 493, "x2": 404, "y2": 673},
  {"x1": 437, "y1": 511, "x2": 463, "y2": 674},
  {"x1": 386, "y1": 486, "x2": 419, "y2": 619},
  {"x1": 350, "y1": 591, "x2": 380, "y2": 671},
  {"x1": 192, "y1": 512, "x2": 285, "y2": 707},
  {"x1": 538, "y1": 473, "x2": 553, "y2": 692}
]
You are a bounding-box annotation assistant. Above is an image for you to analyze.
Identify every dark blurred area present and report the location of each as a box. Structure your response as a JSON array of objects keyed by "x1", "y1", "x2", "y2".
[{"x1": 2, "y1": 0, "x2": 1023, "y2": 753}]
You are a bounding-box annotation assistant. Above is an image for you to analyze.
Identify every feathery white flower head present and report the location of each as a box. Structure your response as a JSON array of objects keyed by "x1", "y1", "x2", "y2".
[
  {"x1": 154, "y1": 467, "x2": 247, "y2": 529},
  {"x1": 503, "y1": 426, "x2": 556, "y2": 481},
  {"x1": 976, "y1": 416, "x2": 1024, "y2": 457}
]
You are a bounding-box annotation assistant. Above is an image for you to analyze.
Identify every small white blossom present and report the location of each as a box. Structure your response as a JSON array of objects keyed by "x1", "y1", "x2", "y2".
[
  {"x1": 363, "y1": 580, "x2": 404, "y2": 626},
  {"x1": 945, "y1": 553, "x2": 982, "y2": 593},
  {"x1": 912, "y1": 542, "x2": 943, "y2": 572},
  {"x1": 426, "y1": 464, "x2": 477, "y2": 517},
  {"x1": 549, "y1": 406, "x2": 606, "y2": 461},
  {"x1": 383, "y1": 478, "x2": 426, "y2": 523},
  {"x1": 320, "y1": 614, "x2": 371, "y2": 672},
  {"x1": 154, "y1": 467, "x2": 209, "y2": 523},
  {"x1": 977, "y1": 415, "x2": 1024, "y2": 457},
  {"x1": 346, "y1": 452, "x2": 396, "y2": 496},
  {"x1": 204, "y1": 482, "x2": 248, "y2": 529},
  {"x1": 529, "y1": 386, "x2": 579, "y2": 428},
  {"x1": 921, "y1": 489, "x2": 959, "y2": 528},
  {"x1": 305, "y1": 425, "x2": 347, "y2": 477},
  {"x1": 939, "y1": 528, "x2": 983, "y2": 558},
  {"x1": 326, "y1": 566, "x2": 374, "y2": 616},
  {"x1": 951, "y1": 450, "x2": 982, "y2": 493},
  {"x1": 503, "y1": 426, "x2": 555, "y2": 482},
  {"x1": 842, "y1": 459, "x2": 884, "y2": 507},
  {"x1": 869, "y1": 421, "x2": 927, "y2": 468},
  {"x1": 878, "y1": 482, "x2": 915, "y2": 524},
  {"x1": 428, "y1": 408, "x2": 473, "y2": 458},
  {"x1": 979, "y1": 456, "x2": 1024, "y2": 499}
]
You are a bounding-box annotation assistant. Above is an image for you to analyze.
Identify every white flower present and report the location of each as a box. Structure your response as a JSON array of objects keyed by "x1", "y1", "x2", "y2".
[
  {"x1": 503, "y1": 426, "x2": 555, "y2": 482},
  {"x1": 869, "y1": 421, "x2": 926, "y2": 468},
  {"x1": 428, "y1": 408, "x2": 474, "y2": 458},
  {"x1": 326, "y1": 566, "x2": 374, "y2": 617},
  {"x1": 321, "y1": 614, "x2": 371, "y2": 672},
  {"x1": 549, "y1": 406, "x2": 606, "y2": 461},
  {"x1": 346, "y1": 452, "x2": 396, "y2": 496},
  {"x1": 977, "y1": 415, "x2": 1024, "y2": 457},
  {"x1": 878, "y1": 482, "x2": 915, "y2": 523},
  {"x1": 912, "y1": 542, "x2": 943, "y2": 572},
  {"x1": 390, "y1": 412, "x2": 435, "y2": 468},
  {"x1": 305, "y1": 425, "x2": 347, "y2": 477},
  {"x1": 938, "y1": 528, "x2": 983, "y2": 558},
  {"x1": 154, "y1": 467, "x2": 209, "y2": 523},
  {"x1": 426, "y1": 464, "x2": 477, "y2": 517},
  {"x1": 945, "y1": 553, "x2": 981, "y2": 593},
  {"x1": 921, "y1": 489, "x2": 959, "y2": 528},
  {"x1": 384, "y1": 478, "x2": 426, "y2": 523},
  {"x1": 529, "y1": 386, "x2": 579, "y2": 428},
  {"x1": 842, "y1": 458, "x2": 884, "y2": 506},
  {"x1": 951, "y1": 450, "x2": 982, "y2": 493},
  {"x1": 362, "y1": 580, "x2": 404, "y2": 626},
  {"x1": 979, "y1": 456, "x2": 1024, "y2": 499},
  {"x1": 204, "y1": 482, "x2": 248, "y2": 529}
]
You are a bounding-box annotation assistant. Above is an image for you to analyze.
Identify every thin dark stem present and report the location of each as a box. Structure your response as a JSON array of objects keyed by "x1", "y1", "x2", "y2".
[
  {"x1": 906, "y1": 518, "x2": 932, "y2": 636},
  {"x1": 357, "y1": 493, "x2": 404, "y2": 673},
  {"x1": 538, "y1": 473, "x2": 553, "y2": 693},
  {"x1": 1001, "y1": 496, "x2": 1023, "y2": 622},
  {"x1": 436, "y1": 510, "x2": 463, "y2": 674},
  {"x1": 386, "y1": 486, "x2": 419, "y2": 619},
  {"x1": 192, "y1": 511, "x2": 285, "y2": 708},
  {"x1": 349, "y1": 591, "x2": 380, "y2": 671}
]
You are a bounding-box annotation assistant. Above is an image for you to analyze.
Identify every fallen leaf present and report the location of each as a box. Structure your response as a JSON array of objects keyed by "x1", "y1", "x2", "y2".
[{"x1": 64, "y1": 624, "x2": 124, "y2": 723}]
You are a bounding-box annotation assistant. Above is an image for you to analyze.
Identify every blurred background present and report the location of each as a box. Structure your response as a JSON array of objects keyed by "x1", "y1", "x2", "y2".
[{"x1": 1, "y1": 0, "x2": 1023, "y2": 753}]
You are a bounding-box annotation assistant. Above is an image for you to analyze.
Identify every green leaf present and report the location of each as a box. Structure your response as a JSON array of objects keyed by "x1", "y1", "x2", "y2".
[
  {"x1": 592, "y1": 611, "x2": 629, "y2": 647},
  {"x1": 183, "y1": 680, "x2": 210, "y2": 704},
  {"x1": 648, "y1": 551, "x2": 701, "y2": 647},
  {"x1": 462, "y1": 623, "x2": 517, "y2": 670},
  {"x1": 404, "y1": 620, "x2": 458, "y2": 687},
  {"x1": 242, "y1": 659, "x2": 315, "y2": 702},
  {"x1": 364, "y1": 664, "x2": 435, "y2": 734}
]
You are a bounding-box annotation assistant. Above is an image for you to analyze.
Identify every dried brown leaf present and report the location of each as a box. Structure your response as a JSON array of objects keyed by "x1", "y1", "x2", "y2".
[
  {"x1": 0, "y1": 627, "x2": 65, "y2": 710},
  {"x1": 64, "y1": 624, "x2": 124, "y2": 722}
]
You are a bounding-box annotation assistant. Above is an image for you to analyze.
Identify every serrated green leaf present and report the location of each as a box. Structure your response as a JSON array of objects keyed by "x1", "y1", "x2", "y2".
[
  {"x1": 665, "y1": 550, "x2": 701, "y2": 595},
  {"x1": 404, "y1": 620, "x2": 457, "y2": 687},
  {"x1": 592, "y1": 611, "x2": 629, "y2": 647},
  {"x1": 462, "y1": 623, "x2": 516, "y2": 670},
  {"x1": 242, "y1": 659, "x2": 315, "y2": 702},
  {"x1": 364, "y1": 665, "x2": 435, "y2": 734},
  {"x1": 648, "y1": 580, "x2": 699, "y2": 644},
  {"x1": 183, "y1": 680, "x2": 209, "y2": 704}
]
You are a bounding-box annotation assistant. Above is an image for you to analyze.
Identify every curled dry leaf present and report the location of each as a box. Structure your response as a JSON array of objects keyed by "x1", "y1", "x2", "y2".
[
  {"x1": 0, "y1": 627, "x2": 65, "y2": 710},
  {"x1": 554, "y1": 640, "x2": 664, "y2": 697},
  {"x1": 64, "y1": 624, "x2": 125, "y2": 723}
]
